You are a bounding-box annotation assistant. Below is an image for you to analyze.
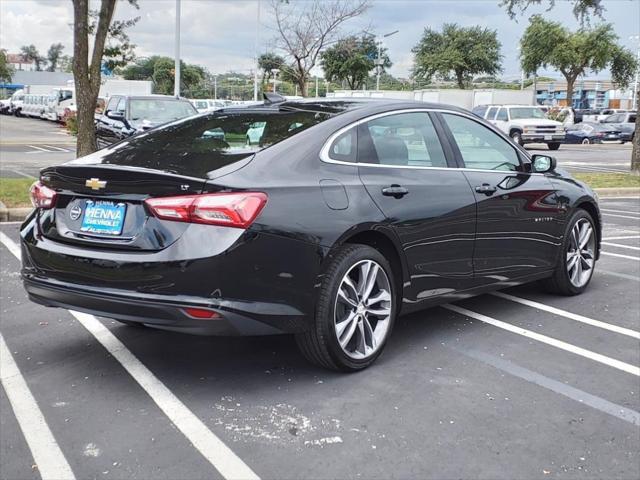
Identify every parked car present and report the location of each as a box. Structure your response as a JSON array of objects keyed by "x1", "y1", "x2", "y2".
[
  {"x1": 190, "y1": 98, "x2": 226, "y2": 113},
  {"x1": 95, "y1": 95, "x2": 197, "y2": 148},
  {"x1": 0, "y1": 98, "x2": 11, "y2": 115},
  {"x1": 44, "y1": 87, "x2": 74, "y2": 122},
  {"x1": 600, "y1": 112, "x2": 636, "y2": 143},
  {"x1": 474, "y1": 104, "x2": 565, "y2": 150},
  {"x1": 9, "y1": 90, "x2": 25, "y2": 116},
  {"x1": 564, "y1": 122, "x2": 624, "y2": 144},
  {"x1": 21, "y1": 98, "x2": 601, "y2": 371}
]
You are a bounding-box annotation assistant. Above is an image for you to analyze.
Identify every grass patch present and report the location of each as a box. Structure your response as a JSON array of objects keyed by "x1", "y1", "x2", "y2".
[
  {"x1": 573, "y1": 173, "x2": 640, "y2": 189},
  {"x1": 0, "y1": 177, "x2": 33, "y2": 208}
]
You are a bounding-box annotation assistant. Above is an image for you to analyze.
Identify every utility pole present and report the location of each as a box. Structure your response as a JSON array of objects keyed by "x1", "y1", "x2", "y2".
[
  {"x1": 272, "y1": 69, "x2": 279, "y2": 94},
  {"x1": 213, "y1": 74, "x2": 218, "y2": 100},
  {"x1": 174, "y1": 0, "x2": 181, "y2": 98},
  {"x1": 376, "y1": 30, "x2": 398, "y2": 91},
  {"x1": 315, "y1": 76, "x2": 319, "y2": 97},
  {"x1": 630, "y1": 35, "x2": 640, "y2": 109},
  {"x1": 253, "y1": 0, "x2": 261, "y2": 101}
]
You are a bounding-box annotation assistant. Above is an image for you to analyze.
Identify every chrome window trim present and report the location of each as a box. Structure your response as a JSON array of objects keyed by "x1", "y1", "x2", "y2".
[{"x1": 319, "y1": 107, "x2": 535, "y2": 173}]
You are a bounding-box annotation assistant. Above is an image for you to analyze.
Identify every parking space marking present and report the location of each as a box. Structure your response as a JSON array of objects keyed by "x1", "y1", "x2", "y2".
[
  {"x1": 598, "y1": 269, "x2": 640, "y2": 282},
  {"x1": 459, "y1": 349, "x2": 640, "y2": 426},
  {"x1": 0, "y1": 233, "x2": 260, "y2": 480},
  {"x1": 601, "y1": 251, "x2": 640, "y2": 261},
  {"x1": 602, "y1": 213, "x2": 640, "y2": 220},
  {"x1": 26, "y1": 144, "x2": 52, "y2": 152},
  {"x1": 443, "y1": 304, "x2": 640, "y2": 376},
  {"x1": 0, "y1": 333, "x2": 76, "y2": 480},
  {"x1": 42, "y1": 145, "x2": 70, "y2": 152},
  {"x1": 492, "y1": 292, "x2": 640, "y2": 339},
  {"x1": 602, "y1": 242, "x2": 640, "y2": 251},
  {"x1": 601, "y1": 209, "x2": 640, "y2": 216},
  {"x1": 603, "y1": 236, "x2": 640, "y2": 241}
]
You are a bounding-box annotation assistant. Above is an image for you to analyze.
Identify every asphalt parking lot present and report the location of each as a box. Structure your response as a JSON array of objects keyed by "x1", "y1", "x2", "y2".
[{"x1": 0, "y1": 196, "x2": 638, "y2": 480}]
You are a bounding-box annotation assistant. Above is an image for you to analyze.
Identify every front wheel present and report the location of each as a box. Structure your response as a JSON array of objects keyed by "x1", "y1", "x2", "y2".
[
  {"x1": 581, "y1": 138, "x2": 591, "y2": 145},
  {"x1": 296, "y1": 244, "x2": 396, "y2": 371},
  {"x1": 510, "y1": 131, "x2": 524, "y2": 146},
  {"x1": 548, "y1": 142, "x2": 561, "y2": 150},
  {"x1": 540, "y1": 210, "x2": 597, "y2": 295}
]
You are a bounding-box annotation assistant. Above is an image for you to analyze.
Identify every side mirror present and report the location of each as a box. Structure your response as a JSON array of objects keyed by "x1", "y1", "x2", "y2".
[
  {"x1": 106, "y1": 110, "x2": 124, "y2": 120},
  {"x1": 531, "y1": 154, "x2": 556, "y2": 173}
]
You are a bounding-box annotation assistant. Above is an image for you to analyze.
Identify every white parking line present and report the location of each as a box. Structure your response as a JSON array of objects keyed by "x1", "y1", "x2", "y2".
[
  {"x1": 443, "y1": 304, "x2": 640, "y2": 376},
  {"x1": 602, "y1": 213, "x2": 640, "y2": 220},
  {"x1": 0, "y1": 333, "x2": 75, "y2": 480},
  {"x1": 603, "y1": 236, "x2": 640, "y2": 241},
  {"x1": 601, "y1": 251, "x2": 640, "y2": 261},
  {"x1": 491, "y1": 292, "x2": 640, "y2": 339},
  {"x1": 26, "y1": 144, "x2": 52, "y2": 152},
  {"x1": 42, "y1": 145, "x2": 70, "y2": 152},
  {"x1": 602, "y1": 242, "x2": 640, "y2": 251},
  {"x1": 0, "y1": 233, "x2": 260, "y2": 480},
  {"x1": 601, "y1": 209, "x2": 640, "y2": 216}
]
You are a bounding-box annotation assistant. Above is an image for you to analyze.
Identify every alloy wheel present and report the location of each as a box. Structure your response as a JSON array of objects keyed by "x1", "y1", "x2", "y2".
[
  {"x1": 334, "y1": 260, "x2": 392, "y2": 359},
  {"x1": 566, "y1": 218, "x2": 596, "y2": 288}
]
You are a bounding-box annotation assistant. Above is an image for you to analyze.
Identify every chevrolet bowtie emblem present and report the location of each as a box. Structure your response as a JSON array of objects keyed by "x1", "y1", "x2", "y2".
[{"x1": 85, "y1": 178, "x2": 107, "y2": 190}]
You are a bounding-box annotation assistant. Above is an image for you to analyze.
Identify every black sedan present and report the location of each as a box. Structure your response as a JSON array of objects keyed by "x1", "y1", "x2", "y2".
[
  {"x1": 564, "y1": 122, "x2": 624, "y2": 144},
  {"x1": 21, "y1": 98, "x2": 601, "y2": 371}
]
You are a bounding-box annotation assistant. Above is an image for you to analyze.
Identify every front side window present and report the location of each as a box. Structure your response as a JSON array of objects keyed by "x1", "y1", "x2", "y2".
[
  {"x1": 442, "y1": 113, "x2": 521, "y2": 171},
  {"x1": 105, "y1": 97, "x2": 119, "y2": 113},
  {"x1": 358, "y1": 112, "x2": 447, "y2": 168}
]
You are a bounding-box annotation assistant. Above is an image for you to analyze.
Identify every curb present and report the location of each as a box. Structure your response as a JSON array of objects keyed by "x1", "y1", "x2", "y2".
[
  {"x1": 0, "y1": 201, "x2": 32, "y2": 222},
  {"x1": 594, "y1": 187, "x2": 640, "y2": 197}
]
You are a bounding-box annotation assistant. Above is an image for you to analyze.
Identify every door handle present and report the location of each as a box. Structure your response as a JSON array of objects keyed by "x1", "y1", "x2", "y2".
[
  {"x1": 382, "y1": 185, "x2": 409, "y2": 198},
  {"x1": 475, "y1": 183, "x2": 497, "y2": 196}
]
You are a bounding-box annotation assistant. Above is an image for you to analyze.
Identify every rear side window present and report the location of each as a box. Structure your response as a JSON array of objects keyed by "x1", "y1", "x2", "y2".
[
  {"x1": 328, "y1": 129, "x2": 356, "y2": 162},
  {"x1": 472, "y1": 106, "x2": 487, "y2": 117},
  {"x1": 441, "y1": 113, "x2": 521, "y2": 171},
  {"x1": 358, "y1": 112, "x2": 447, "y2": 168},
  {"x1": 486, "y1": 107, "x2": 498, "y2": 120},
  {"x1": 496, "y1": 108, "x2": 508, "y2": 121}
]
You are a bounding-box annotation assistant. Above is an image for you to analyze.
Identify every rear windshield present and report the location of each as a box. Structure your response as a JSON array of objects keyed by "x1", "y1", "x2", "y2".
[
  {"x1": 97, "y1": 109, "x2": 331, "y2": 177},
  {"x1": 129, "y1": 99, "x2": 197, "y2": 123}
]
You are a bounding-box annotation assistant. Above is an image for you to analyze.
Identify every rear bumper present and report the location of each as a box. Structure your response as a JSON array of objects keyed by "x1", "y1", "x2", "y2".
[{"x1": 23, "y1": 276, "x2": 290, "y2": 335}]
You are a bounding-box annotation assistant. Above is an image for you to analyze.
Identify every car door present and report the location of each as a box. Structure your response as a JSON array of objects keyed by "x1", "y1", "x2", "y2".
[
  {"x1": 493, "y1": 107, "x2": 509, "y2": 133},
  {"x1": 437, "y1": 112, "x2": 564, "y2": 283},
  {"x1": 356, "y1": 111, "x2": 477, "y2": 304}
]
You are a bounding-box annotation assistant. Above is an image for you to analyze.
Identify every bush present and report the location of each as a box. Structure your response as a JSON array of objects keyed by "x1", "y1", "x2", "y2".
[{"x1": 61, "y1": 109, "x2": 77, "y2": 136}]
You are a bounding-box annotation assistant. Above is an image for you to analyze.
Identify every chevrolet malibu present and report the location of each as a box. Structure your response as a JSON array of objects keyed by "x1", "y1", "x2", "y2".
[{"x1": 20, "y1": 98, "x2": 601, "y2": 371}]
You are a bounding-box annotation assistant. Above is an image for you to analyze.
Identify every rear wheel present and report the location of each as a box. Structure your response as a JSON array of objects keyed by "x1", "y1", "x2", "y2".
[
  {"x1": 296, "y1": 244, "x2": 396, "y2": 371},
  {"x1": 581, "y1": 138, "x2": 591, "y2": 145},
  {"x1": 540, "y1": 209, "x2": 597, "y2": 295},
  {"x1": 548, "y1": 142, "x2": 560, "y2": 150}
]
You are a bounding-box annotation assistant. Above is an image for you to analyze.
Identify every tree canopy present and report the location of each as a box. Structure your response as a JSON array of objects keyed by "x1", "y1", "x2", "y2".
[
  {"x1": 0, "y1": 49, "x2": 13, "y2": 83},
  {"x1": 258, "y1": 52, "x2": 285, "y2": 85},
  {"x1": 412, "y1": 24, "x2": 502, "y2": 89},
  {"x1": 321, "y1": 35, "x2": 391, "y2": 90},
  {"x1": 500, "y1": 0, "x2": 604, "y2": 23},
  {"x1": 20, "y1": 45, "x2": 46, "y2": 71},
  {"x1": 46, "y1": 43, "x2": 65, "y2": 72},
  {"x1": 122, "y1": 56, "x2": 207, "y2": 97},
  {"x1": 520, "y1": 16, "x2": 637, "y2": 105}
]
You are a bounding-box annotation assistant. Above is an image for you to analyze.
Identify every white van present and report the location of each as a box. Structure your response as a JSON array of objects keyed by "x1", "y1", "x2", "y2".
[
  {"x1": 44, "y1": 88, "x2": 75, "y2": 121},
  {"x1": 21, "y1": 94, "x2": 49, "y2": 118}
]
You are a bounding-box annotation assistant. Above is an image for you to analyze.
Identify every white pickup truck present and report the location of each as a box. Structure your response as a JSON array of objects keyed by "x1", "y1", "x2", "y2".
[{"x1": 472, "y1": 105, "x2": 565, "y2": 150}]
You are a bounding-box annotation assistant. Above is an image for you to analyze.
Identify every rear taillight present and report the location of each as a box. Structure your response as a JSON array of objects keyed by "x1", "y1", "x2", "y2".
[
  {"x1": 29, "y1": 181, "x2": 57, "y2": 209},
  {"x1": 145, "y1": 192, "x2": 267, "y2": 229}
]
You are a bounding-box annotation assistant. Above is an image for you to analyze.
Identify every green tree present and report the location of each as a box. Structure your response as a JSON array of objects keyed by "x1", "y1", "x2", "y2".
[
  {"x1": 0, "y1": 49, "x2": 14, "y2": 83},
  {"x1": 520, "y1": 17, "x2": 637, "y2": 106},
  {"x1": 147, "y1": 56, "x2": 206, "y2": 96},
  {"x1": 20, "y1": 45, "x2": 46, "y2": 71},
  {"x1": 72, "y1": 0, "x2": 139, "y2": 157},
  {"x1": 321, "y1": 35, "x2": 391, "y2": 90},
  {"x1": 500, "y1": 0, "x2": 604, "y2": 23},
  {"x1": 412, "y1": 24, "x2": 502, "y2": 89},
  {"x1": 46, "y1": 43, "x2": 65, "y2": 72},
  {"x1": 98, "y1": 16, "x2": 140, "y2": 72},
  {"x1": 258, "y1": 52, "x2": 285, "y2": 85}
]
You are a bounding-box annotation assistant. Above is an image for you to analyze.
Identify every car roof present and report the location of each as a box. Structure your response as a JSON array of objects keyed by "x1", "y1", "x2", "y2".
[{"x1": 108, "y1": 95, "x2": 191, "y2": 101}]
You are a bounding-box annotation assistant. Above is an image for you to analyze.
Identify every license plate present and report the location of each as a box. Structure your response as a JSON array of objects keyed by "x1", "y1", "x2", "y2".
[
  {"x1": 80, "y1": 200, "x2": 126, "y2": 236},
  {"x1": 544, "y1": 135, "x2": 552, "y2": 140}
]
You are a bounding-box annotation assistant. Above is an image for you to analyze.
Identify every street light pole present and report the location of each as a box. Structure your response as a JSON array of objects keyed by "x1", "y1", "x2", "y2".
[
  {"x1": 272, "y1": 69, "x2": 279, "y2": 94},
  {"x1": 376, "y1": 30, "x2": 398, "y2": 91},
  {"x1": 630, "y1": 35, "x2": 640, "y2": 109},
  {"x1": 254, "y1": 0, "x2": 261, "y2": 101},
  {"x1": 174, "y1": 0, "x2": 181, "y2": 98},
  {"x1": 213, "y1": 75, "x2": 218, "y2": 100}
]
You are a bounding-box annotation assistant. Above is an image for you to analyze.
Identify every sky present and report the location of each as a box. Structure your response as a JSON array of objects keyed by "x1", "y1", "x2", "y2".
[{"x1": 0, "y1": 0, "x2": 638, "y2": 81}]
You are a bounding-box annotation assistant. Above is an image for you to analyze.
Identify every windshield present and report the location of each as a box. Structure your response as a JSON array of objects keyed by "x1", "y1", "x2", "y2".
[
  {"x1": 129, "y1": 99, "x2": 197, "y2": 124},
  {"x1": 99, "y1": 108, "x2": 332, "y2": 177},
  {"x1": 509, "y1": 107, "x2": 546, "y2": 120}
]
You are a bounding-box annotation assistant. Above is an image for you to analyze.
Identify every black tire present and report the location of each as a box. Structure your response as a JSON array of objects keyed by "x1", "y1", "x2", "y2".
[
  {"x1": 581, "y1": 138, "x2": 591, "y2": 145},
  {"x1": 510, "y1": 130, "x2": 523, "y2": 146},
  {"x1": 540, "y1": 209, "x2": 597, "y2": 296},
  {"x1": 296, "y1": 244, "x2": 397, "y2": 372},
  {"x1": 548, "y1": 142, "x2": 561, "y2": 150}
]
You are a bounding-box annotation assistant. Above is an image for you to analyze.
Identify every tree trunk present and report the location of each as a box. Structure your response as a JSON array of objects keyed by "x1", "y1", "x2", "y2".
[
  {"x1": 632, "y1": 87, "x2": 640, "y2": 174},
  {"x1": 565, "y1": 76, "x2": 576, "y2": 109},
  {"x1": 72, "y1": 0, "x2": 116, "y2": 158},
  {"x1": 455, "y1": 70, "x2": 465, "y2": 89}
]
